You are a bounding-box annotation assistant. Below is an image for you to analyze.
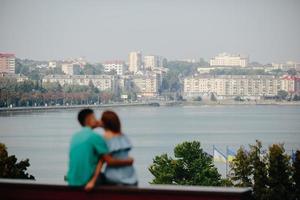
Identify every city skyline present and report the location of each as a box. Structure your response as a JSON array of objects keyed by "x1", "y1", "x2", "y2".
[{"x1": 1, "y1": 0, "x2": 300, "y2": 63}]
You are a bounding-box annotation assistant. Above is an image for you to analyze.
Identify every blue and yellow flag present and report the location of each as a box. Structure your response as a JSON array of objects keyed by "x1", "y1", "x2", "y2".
[
  {"x1": 213, "y1": 146, "x2": 226, "y2": 163},
  {"x1": 227, "y1": 147, "x2": 236, "y2": 162}
]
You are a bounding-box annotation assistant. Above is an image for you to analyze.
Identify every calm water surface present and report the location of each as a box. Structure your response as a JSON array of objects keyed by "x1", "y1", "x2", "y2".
[{"x1": 0, "y1": 105, "x2": 300, "y2": 185}]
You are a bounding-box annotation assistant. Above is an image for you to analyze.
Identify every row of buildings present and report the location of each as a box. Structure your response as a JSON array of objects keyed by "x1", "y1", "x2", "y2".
[
  {"x1": 55, "y1": 52, "x2": 167, "y2": 76},
  {"x1": 103, "y1": 52, "x2": 167, "y2": 75},
  {"x1": 41, "y1": 74, "x2": 300, "y2": 100},
  {"x1": 183, "y1": 75, "x2": 300, "y2": 99},
  {"x1": 42, "y1": 73, "x2": 161, "y2": 98}
]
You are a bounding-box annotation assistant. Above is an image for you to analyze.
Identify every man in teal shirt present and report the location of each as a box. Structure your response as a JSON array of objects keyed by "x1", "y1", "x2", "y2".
[{"x1": 67, "y1": 109, "x2": 133, "y2": 187}]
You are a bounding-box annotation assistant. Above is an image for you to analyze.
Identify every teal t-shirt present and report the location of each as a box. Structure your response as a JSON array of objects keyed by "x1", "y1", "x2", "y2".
[{"x1": 67, "y1": 127, "x2": 109, "y2": 186}]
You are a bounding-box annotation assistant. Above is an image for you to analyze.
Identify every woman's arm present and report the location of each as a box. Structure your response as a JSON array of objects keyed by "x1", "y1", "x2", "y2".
[
  {"x1": 85, "y1": 159, "x2": 104, "y2": 191},
  {"x1": 102, "y1": 154, "x2": 134, "y2": 166}
]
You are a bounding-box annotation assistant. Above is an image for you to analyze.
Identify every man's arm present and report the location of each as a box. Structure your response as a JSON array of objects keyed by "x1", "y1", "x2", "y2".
[
  {"x1": 102, "y1": 154, "x2": 134, "y2": 166},
  {"x1": 85, "y1": 159, "x2": 104, "y2": 191}
]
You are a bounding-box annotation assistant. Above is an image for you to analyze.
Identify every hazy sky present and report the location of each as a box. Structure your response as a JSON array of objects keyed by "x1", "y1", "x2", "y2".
[{"x1": 0, "y1": 0, "x2": 299, "y2": 63}]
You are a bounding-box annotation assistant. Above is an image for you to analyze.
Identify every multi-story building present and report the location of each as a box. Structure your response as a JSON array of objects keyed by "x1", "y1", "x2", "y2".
[
  {"x1": 272, "y1": 61, "x2": 300, "y2": 71},
  {"x1": 144, "y1": 55, "x2": 166, "y2": 69},
  {"x1": 48, "y1": 61, "x2": 57, "y2": 68},
  {"x1": 131, "y1": 73, "x2": 160, "y2": 97},
  {"x1": 197, "y1": 67, "x2": 216, "y2": 74},
  {"x1": 42, "y1": 75, "x2": 117, "y2": 92},
  {"x1": 0, "y1": 73, "x2": 28, "y2": 82},
  {"x1": 281, "y1": 75, "x2": 300, "y2": 94},
  {"x1": 0, "y1": 53, "x2": 15, "y2": 74},
  {"x1": 210, "y1": 53, "x2": 249, "y2": 67},
  {"x1": 61, "y1": 63, "x2": 81, "y2": 75},
  {"x1": 178, "y1": 58, "x2": 197, "y2": 63},
  {"x1": 183, "y1": 75, "x2": 295, "y2": 98},
  {"x1": 128, "y1": 51, "x2": 142, "y2": 73},
  {"x1": 144, "y1": 55, "x2": 156, "y2": 70},
  {"x1": 103, "y1": 60, "x2": 126, "y2": 75}
]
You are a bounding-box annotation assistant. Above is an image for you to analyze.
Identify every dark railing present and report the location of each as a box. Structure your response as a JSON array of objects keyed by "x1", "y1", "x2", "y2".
[{"x1": 0, "y1": 179, "x2": 252, "y2": 200}]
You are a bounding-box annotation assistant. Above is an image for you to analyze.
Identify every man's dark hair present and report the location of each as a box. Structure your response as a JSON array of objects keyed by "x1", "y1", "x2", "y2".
[
  {"x1": 101, "y1": 110, "x2": 121, "y2": 133},
  {"x1": 78, "y1": 109, "x2": 94, "y2": 126}
]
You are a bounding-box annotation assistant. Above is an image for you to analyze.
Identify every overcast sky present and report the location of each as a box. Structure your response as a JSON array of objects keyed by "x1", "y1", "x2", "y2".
[{"x1": 0, "y1": 0, "x2": 299, "y2": 63}]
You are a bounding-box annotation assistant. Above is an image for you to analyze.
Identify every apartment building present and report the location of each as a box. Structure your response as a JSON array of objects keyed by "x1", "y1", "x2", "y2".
[
  {"x1": 103, "y1": 60, "x2": 126, "y2": 75},
  {"x1": 282, "y1": 75, "x2": 300, "y2": 94},
  {"x1": 144, "y1": 55, "x2": 166, "y2": 69},
  {"x1": 210, "y1": 53, "x2": 249, "y2": 67},
  {"x1": 131, "y1": 73, "x2": 160, "y2": 97},
  {"x1": 61, "y1": 63, "x2": 81, "y2": 75},
  {"x1": 0, "y1": 73, "x2": 28, "y2": 82},
  {"x1": 0, "y1": 53, "x2": 15, "y2": 74},
  {"x1": 128, "y1": 51, "x2": 142, "y2": 73},
  {"x1": 48, "y1": 61, "x2": 57, "y2": 68},
  {"x1": 42, "y1": 75, "x2": 117, "y2": 92},
  {"x1": 183, "y1": 75, "x2": 295, "y2": 98}
]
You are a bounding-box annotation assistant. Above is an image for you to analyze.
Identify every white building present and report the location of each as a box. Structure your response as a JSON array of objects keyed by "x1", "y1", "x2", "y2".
[
  {"x1": 197, "y1": 67, "x2": 216, "y2": 74},
  {"x1": 48, "y1": 61, "x2": 57, "y2": 68},
  {"x1": 103, "y1": 60, "x2": 126, "y2": 75},
  {"x1": 61, "y1": 63, "x2": 81, "y2": 75},
  {"x1": 184, "y1": 75, "x2": 295, "y2": 98},
  {"x1": 178, "y1": 58, "x2": 197, "y2": 63},
  {"x1": 0, "y1": 73, "x2": 28, "y2": 82},
  {"x1": 210, "y1": 53, "x2": 249, "y2": 67},
  {"x1": 0, "y1": 53, "x2": 15, "y2": 74},
  {"x1": 42, "y1": 75, "x2": 117, "y2": 92},
  {"x1": 144, "y1": 55, "x2": 166, "y2": 69},
  {"x1": 272, "y1": 61, "x2": 300, "y2": 71},
  {"x1": 128, "y1": 51, "x2": 142, "y2": 73},
  {"x1": 131, "y1": 73, "x2": 160, "y2": 97}
]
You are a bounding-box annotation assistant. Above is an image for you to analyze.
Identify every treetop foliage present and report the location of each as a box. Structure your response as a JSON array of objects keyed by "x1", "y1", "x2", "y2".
[
  {"x1": 149, "y1": 141, "x2": 222, "y2": 186},
  {"x1": 0, "y1": 143, "x2": 35, "y2": 180},
  {"x1": 230, "y1": 140, "x2": 299, "y2": 200}
]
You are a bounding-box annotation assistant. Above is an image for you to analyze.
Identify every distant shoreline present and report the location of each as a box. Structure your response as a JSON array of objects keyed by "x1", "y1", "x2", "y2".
[
  {"x1": 182, "y1": 100, "x2": 300, "y2": 106},
  {"x1": 1, "y1": 101, "x2": 300, "y2": 113},
  {"x1": 0, "y1": 102, "x2": 152, "y2": 113}
]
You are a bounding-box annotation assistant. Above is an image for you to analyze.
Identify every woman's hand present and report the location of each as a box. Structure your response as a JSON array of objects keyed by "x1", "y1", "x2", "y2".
[{"x1": 85, "y1": 179, "x2": 96, "y2": 192}]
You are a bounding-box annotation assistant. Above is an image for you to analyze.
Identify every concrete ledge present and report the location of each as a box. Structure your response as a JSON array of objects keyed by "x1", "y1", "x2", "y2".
[{"x1": 0, "y1": 179, "x2": 252, "y2": 200}]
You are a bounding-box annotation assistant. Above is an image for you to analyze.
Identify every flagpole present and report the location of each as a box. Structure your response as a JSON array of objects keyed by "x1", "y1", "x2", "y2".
[{"x1": 226, "y1": 145, "x2": 228, "y2": 178}]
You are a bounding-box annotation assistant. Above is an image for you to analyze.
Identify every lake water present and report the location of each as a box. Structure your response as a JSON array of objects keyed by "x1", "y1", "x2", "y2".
[{"x1": 0, "y1": 105, "x2": 300, "y2": 185}]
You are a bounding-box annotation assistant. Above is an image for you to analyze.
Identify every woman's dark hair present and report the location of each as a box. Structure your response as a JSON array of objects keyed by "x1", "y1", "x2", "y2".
[
  {"x1": 78, "y1": 108, "x2": 94, "y2": 126},
  {"x1": 101, "y1": 110, "x2": 121, "y2": 133}
]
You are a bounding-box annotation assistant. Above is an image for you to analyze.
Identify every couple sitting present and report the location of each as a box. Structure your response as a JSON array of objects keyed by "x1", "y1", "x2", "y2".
[{"x1": 67, "y1": 109, "x2": 137, "y2": 190}]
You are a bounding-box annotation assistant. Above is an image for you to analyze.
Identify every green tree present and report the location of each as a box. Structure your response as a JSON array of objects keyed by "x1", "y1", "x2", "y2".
[
  {"x1": 149, "y1": 141, "x2": 222, "y2": 186},
  {"x1": 234, "y1": 96, "x2": 244, "y2": 102},
  {"x1": 193, "y1": 96, "x2": 202, "y2": 101},
  {"x1": 229, "y1": 147, "x2": 252, "y2": 187},
  {"x1": 43, "y1": 82, "x2": 62, "y2": 92},
  {"x1": 293, "y1": 150, "x2": 300, "y2": 200},
  {"x1": 293, "y1": 94, "x2": 300, "y2": 101},
  {"x1": 249, "y1": 141, "x2": 268, "y2": 200},
  {"x1": 287, "y1": 68, "x2": 297, "y2": 76},
  {"x1": 46, "y1": 67, "x2": 64, "y2": 75},
  {"x1": 163, "y1": 61, "x2": 200, "y2": 93},
  {"x1": 267, "y1": 144, "x2": 293, "y2": 200},
  {"x1": 0, "y1": 143, "x2": 34, "y2": 180},
  {"x1": 210, "y1": 93, "x2": 217, "y2": 102},
  {"x1": 27, "y1": 68, "x2": 41, "y2": 80},
  {"x1": 277, "y1": 90, "x2": 288, "y2": 100},
  {"x1": 82, "y1": 63, "x2": 104, "y2": 75}
]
